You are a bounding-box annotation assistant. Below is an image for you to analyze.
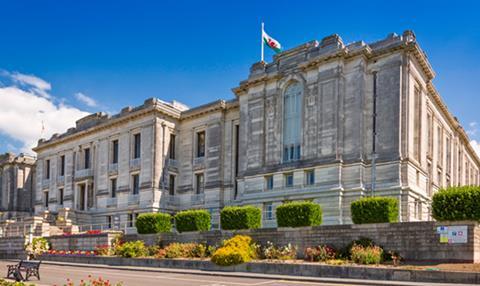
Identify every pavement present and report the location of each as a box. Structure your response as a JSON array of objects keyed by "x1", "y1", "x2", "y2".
[{"x1": 0, "y1": 260, "x2": 475, "y2": 286}]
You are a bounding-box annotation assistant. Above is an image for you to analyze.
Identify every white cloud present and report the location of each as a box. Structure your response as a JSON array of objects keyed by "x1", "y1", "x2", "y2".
[
  {"x1": 0, "y1": 72, "x2": 89, "y2": 154},
  {"x1": 75, "y1": 92, "x2": 97, "y2": 107},
  {"x1": 467, "y1": 121, "x2": 478, "y2": 137},
  {"x1": 471, "y1": 140, "x2": 480, "y2": 157}
]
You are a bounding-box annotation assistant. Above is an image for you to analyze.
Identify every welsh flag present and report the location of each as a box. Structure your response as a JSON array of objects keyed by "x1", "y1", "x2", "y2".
[{"x1": 262, "y1": 29, "x2": 282, "y2": 53}]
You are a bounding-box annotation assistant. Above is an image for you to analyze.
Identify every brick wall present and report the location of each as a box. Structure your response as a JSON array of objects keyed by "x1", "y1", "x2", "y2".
[
  {"x1": 126, "y1": 220, "x2": 480, "y2": 263},
  {"x1": 0, "y1": 236, "x2": 26, "y2": 258}
]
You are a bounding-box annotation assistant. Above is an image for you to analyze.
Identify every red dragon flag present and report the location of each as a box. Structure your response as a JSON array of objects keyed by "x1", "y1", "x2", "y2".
[{"x1": 261, "y1": 23, "x2": 282, "y2": 61}]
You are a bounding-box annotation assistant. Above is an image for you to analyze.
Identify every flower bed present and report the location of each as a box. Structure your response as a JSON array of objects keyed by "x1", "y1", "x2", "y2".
[{"x1": 46, "y1": 249, "x2": 98, "y2": 256}]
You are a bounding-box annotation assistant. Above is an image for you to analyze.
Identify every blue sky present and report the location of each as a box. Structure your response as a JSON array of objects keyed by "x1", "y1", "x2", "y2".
[{"x1": 1, "y1": 0, "x2": 480, "y2": 154}]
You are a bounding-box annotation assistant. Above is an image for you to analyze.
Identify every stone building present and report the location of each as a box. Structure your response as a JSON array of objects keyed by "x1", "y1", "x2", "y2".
[
  {"x1": 0, "y1": 153, "x2": 35, "y2": 220},
  {"x1": 32, "y1": 31, "x2": 480, "y2": 228}
]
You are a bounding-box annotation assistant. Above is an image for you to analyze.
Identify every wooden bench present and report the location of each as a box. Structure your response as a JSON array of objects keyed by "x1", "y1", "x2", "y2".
[{"x1": 7, "y1": 260, "x2": 41, "y2": 281}]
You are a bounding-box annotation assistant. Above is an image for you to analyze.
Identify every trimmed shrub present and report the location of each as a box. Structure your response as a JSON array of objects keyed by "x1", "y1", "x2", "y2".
[
  {"x1": 135, "y1": 213, "x2": 172, "y2": 234},
  {"x1": 211, "y1": 235, "x2": 257, "y2": 266},
  {"x1": 432, "y1": 186, "x2": 480, "y2": 221},
  {"x1": 220, "y1": 206, "x2": 261, "y2": 230},
  {"x1": 350, "y1": 244, "x2": 383, "y2": 265},
  {"x1": 164, "y1": 242, "x2": 207, "y2": 258},
  {"x1": 350, "y1": 197, "x2": 398, "y2": 224},
  {"x1": 175, "y1": 209, "x2": 211, "y2": 232},
  {"x1": 115, "y1": 240, "x2": 148, "y2": 258},
  {"x1": 276, "y1": 201, "x2": 322, "y2": 227}
]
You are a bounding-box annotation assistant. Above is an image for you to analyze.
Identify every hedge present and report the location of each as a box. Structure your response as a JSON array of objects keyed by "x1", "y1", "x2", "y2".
[
  {"x1": 276, "y1": 201, "x2": 322, "y2": 227},
  {"x1": 175, "y1": 209, "x2": 211, "y2": 232},
  {"x1": 135, "y1": 213, "x2": 172, "y2": 234},
  {"x1": 350, "y1": 197, "x2": 398, "y2": 224},
  {"x1": 220, "y1": 206, "x2": 261, "y2": 230},
  {"x1": 432, "y1": 186, "x2": 480, "y2": 221}
]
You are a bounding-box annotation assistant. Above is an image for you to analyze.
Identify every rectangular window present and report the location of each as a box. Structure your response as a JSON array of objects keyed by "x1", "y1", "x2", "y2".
[
  {"x1": 437, "y1": 126, "x2": 443, "y2": 166},
  {"x1": 84, "y1": 148, "x2": 90, "y2": 169},
  {"x1": 446, "y1": 137, "x2": 451, "y2": 174},
  {"x1": 112, "y1": 140, "x2": 119, "y2": 164},
  {"x1": 44, "y1": 191, "x2": 49, "y2": 208},
  {"x1": 107, "y1": 216, "x2": 112, "y2": 229},
  {"x1": 195, "y1": 173, "x2": 204, "y2": 194},
  {"x1": 45, "y1": 159, "x2": 50, "y2": 179},
  {"x1": 132, "y1": 174, "x2": 140, "y2": 195},
  {"x1": 58, "y1": 188, "x2": 64, "y2": 205},
  {"x1": 305, "y1": 170, "x2": 315, "y2": 185},
  {"x1": 169, "y1": 174, "x2": 175, "y2": 196},
  {"x1": 133, "y1": 133, "x2": 141, "y2": 159},
  {"x1": 110, "y1": 178, "x2": 117, "y2": 198},
  {"x1": 427, "y1": 113, "x2": 433, "y2": 157},
  {"x1": 196, "y1": 131, "x2": 205, "y2": 157},
  {"x1": 79, "y1": 184, "x2": 86, "y2": 211},
  {"x1": 128, "y1": 213, "x2": 134, "y2": 227},
  {"x1": 264, "y1": 203, "x2": 273, "y2": 221},
  {"x1": 285, "y1": 173, "x2": 294, "y2": 187},
  {"x1": 169, "y1": 134, "x2": 176, "y2": 159},
  {"x1": 60, "y1": 155, "x2": 65, "y2": 176},
  {"x1": 413, "y1": 87, "x2": 422, "y2": 161},
  {"x1": 265, "y1": 176, "x2": 274, "y2": 191}
]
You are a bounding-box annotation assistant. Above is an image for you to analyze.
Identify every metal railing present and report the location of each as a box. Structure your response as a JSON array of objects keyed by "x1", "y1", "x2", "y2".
[
  {"x1": 108, "y1": 163, "x2": 118, "y2": 172},
  {"x1": 130, "y1": 158, "x2": 141, "y2": 169},
  {"x1": 75, "y1": 168, "x2": 93, "y2": 179},
  {"x1": 0, "y1": 224, "x2": 33, "y2": 238},
  {"x1": 76, "y1": 222, "x2": 137, "y2": 234}
]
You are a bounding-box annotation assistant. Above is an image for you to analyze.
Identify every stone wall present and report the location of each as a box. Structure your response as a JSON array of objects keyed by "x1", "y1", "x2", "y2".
[
  {"x1": 0, "y1": 236, "x2": 26, "y2": 258},
  {"x1": 48, "y1": 231, "x2": 121, "y2": 251},
  {"x1": 125, "y1": 220, "x2": 480, "y2": 263}
]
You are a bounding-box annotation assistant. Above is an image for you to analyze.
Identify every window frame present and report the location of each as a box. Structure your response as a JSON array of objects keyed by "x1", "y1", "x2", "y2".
[
  {"x1": 131, "y1": 173, "x2": 140, "y2": 195},
  {"x1": 284, "y1": 173, "x2": 294, "y2": 188},
  {"x1": 196, "y1": 131, "x2": 206, "y2": 158},
  {"x1": 195, "y1": 173, "x2": 204, "y2": 194}
]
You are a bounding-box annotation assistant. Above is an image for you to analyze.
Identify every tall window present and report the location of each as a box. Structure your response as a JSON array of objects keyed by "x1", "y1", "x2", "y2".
[
  {"x1": 110, "y1": 178, "x2": 117, "y2": 198},
  {"x1": 195, "y1": 173, "x2": 204, "y2": 194},
  {"x1": 265, "y1": 176, "x2": 274, "y2": 191},
  {"x1": 58, "y1": 188, "x2": 64, "y2": 205},
  {"x1": 112, "y1": 140, "x2": 119, "y2": 164},
  {"x1": 305, "y1": 170, "x2": 315, "y2": 186},
  {"x1": 285, "y1": 173, "x2": 294, "y2": 187},
  {"x1": 60, "y1": 155, "x2": 65, "y2": 176},
  {"x1": 283, "y1": 82, "x2": 302, "y2": 162},
  {"x1": 84, "y1": 148, "x2": 90, "y2": 169},
  {"x1": 44, "y1": 191, "x2": 49, "y2": 208},
  {"x1": 413, "y1": 87, "x2": 422, "y2": 161},
  {"x1": 133, "y1": 133, "x2": 141, "y2": 159},
  {"x1": 437, "y1": 126, "x2": 443, "y2": 166},
  {"x1": 264, "y1": 203, "x2": 273, "y2": 221},
  {"x1": 427, "y1": 113, "x2": 433, "y2": 157},
  {"x1": 132, "y1": 174, "x2": 140, "y2": 195},
  {"x1": 169, "y1": 134, "x2": 176, "y2": 159},
  {"x1": 45, "y1": 159, "x2": 50, "y2": 179},
  {"x1": 446, "y1": 137, "x2": 451, "y2": 174},
  {"x1": 169, "y1": 174, "x2": 175, "y2": 196},
  {"x1": 196, "y1": 131, "x2": 205, "y2": 157}
]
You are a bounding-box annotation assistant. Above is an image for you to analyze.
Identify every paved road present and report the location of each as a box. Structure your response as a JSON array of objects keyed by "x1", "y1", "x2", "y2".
[{"x1": 0, "y1": 260, "x2": 360, "y2": 286}]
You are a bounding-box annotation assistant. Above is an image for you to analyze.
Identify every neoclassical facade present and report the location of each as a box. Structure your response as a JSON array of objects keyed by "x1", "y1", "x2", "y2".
[
  {"x1": 32, "y1": 31, "x2": 480, "y2": 229},
  {"x1": 0, "y1": 153, "x2": 35, "y2": 220}
]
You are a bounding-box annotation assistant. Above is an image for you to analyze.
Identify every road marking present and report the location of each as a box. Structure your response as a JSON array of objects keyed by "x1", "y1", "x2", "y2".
[{"x1": 43, "y1": 265, "x2": 277, "y2": 286}]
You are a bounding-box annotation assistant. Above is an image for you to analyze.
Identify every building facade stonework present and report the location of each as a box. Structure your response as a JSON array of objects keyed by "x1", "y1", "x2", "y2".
[
  {"x1": 0, "y1": 153, "x2": 35, "y2": 220},
  {"x1": 32, "y1": 31, "x2": 480, "y2": 229}
]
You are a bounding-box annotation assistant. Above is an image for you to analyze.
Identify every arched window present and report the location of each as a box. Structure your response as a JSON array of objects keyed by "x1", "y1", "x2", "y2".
[{"x1": 283, "y1": 82, "x2": 302, "y2": 162}]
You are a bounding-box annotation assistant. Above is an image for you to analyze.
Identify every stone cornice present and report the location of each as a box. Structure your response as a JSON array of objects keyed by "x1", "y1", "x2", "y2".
[{"x1": 232, "y1": 31, "x2": 435, "y2": 97}]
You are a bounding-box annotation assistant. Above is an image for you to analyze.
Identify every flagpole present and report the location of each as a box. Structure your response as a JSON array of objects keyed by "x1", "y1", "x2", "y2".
[{"x1": 261, "y1": 22, "x2": 264, "y2": 62}]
